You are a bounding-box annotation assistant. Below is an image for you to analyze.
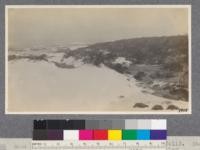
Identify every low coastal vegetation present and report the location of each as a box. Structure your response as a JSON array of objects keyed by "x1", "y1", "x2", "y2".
[
  {"x1": 65, "y1": 35, "x2": 189, "y2": 101},
  {"x1": 8, "y1": 54, "x2": 48, "y2": 62}
]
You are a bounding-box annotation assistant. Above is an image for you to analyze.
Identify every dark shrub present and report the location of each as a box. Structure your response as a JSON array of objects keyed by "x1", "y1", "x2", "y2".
[
  {"x1": 27, "y1": 54, "x2": 48, "y2": 61},
  {"x1": 134, "y1": 71, "x2": 146, "y2": 80},
  {"x1": 152, "y1": 105, "x2": 163, "y2": 110},
  {"x1": 169, "y1": 88, "x2": 188, "y2": 101},
  {"x1": 111, "y1": 63, "x2": 128, "y2": 74},
  {"x1": 133, "y1": 103, "x2": 149, "y2": 108},
  {"x1": 53, "y1": 62, "x2": 74, "y2": 69},
  {"x1": 167, "y1": 105, "x2": 179, "y2": 110},
  {"x1": 93, "y1": 54, "x2": 104, "y2": 66},
  {"x1": 8, "y1": 55, "x2": 18, "y2": 61},
  {"x1": 150, "y1": 71, "x2": 174, "y2": 79},
  {"x1": 119, "y1": 95, "x2": 125, "y2": 99}
]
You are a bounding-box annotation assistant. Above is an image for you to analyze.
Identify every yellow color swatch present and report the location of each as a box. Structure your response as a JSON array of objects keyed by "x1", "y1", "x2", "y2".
[{"x1": 108, "y1": 130, "x2": 122, "y2": 140}]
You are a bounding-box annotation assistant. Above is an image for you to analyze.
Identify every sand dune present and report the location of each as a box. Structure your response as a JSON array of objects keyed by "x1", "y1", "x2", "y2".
[{"x1": 7, "y1": 59, "x2": 188, "y2": 113}]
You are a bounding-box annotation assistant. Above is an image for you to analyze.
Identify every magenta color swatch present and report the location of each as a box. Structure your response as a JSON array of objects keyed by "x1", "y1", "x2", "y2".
[{"x1": 79, "y1": 130, "x2": 93, "y2": 140}]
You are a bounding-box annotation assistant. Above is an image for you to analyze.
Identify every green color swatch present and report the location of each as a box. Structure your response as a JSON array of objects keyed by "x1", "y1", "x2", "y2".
[{"x1": 122, "y1": 130, "x2": 137, "y2": 140}]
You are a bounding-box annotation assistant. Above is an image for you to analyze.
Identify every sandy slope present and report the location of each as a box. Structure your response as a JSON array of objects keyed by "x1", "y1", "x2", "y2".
[{"x1": 8, "y1": 60, "x2": 188, "y2": 112}]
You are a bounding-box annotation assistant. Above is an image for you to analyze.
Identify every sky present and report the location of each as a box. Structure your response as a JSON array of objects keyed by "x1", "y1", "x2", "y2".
[{"x1": 7, "y1": 7, "x2": 189, "y2": 49}]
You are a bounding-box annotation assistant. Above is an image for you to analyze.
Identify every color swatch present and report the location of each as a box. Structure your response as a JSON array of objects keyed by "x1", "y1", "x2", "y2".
[
  {"x1": 33, "y1": 119, "x2": 167, "y2": 141},
  {"x1": 122, "y1": 130, "x2": 137, "y2": 140},
  {"x1": 137, "y1": 130, "x2": 150, "y2": 140},
  {"x1": 108, "y1": 130, "x2": 122, "y2": 140},
  {"x1": 63, "y1": 130, "x2": 79, "y2": 140},
  {"x1": 150, "y1": 130, "x2": 167, "y2": 140},
  {"x1": 47, "y1": 130, "x2": 63, "y2": 140},
  {"x1": 93, "y1": 130, "x2": 108, "y2": 140},
  {"x1": 79, "y1": 130, "x2": 93, "y2": 140}
]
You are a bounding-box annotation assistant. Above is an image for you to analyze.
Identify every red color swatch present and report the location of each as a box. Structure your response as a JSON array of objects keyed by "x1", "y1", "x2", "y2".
[{"x1": 93, "y1": 130, "x2": 108, "y2": 140}]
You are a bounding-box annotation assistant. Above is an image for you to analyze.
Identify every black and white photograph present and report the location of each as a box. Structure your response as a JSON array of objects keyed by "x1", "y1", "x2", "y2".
[{"x1": 6, "y1": 5, "x2": 191, "y2": 114}]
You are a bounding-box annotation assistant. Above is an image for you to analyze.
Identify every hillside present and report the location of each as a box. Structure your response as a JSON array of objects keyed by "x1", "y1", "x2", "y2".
[{"x1": 64, "y1": 35, "x2": 189, "y2": 102}]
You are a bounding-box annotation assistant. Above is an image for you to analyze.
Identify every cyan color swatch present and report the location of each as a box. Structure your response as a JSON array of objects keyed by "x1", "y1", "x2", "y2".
[{"x1": 137, "y1": 130, "x2": 150, "y2": 140}]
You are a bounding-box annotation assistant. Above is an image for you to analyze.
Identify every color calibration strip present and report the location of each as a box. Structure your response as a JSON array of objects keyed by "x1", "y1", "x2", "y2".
[{"x1": 33, "y1": 120, "x2": 166, "y2": 141}]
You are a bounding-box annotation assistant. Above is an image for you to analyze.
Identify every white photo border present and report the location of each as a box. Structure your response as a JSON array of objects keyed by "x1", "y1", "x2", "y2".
[{"x1": 5, "y1": 5, "x2": 192, "y2": 114}]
